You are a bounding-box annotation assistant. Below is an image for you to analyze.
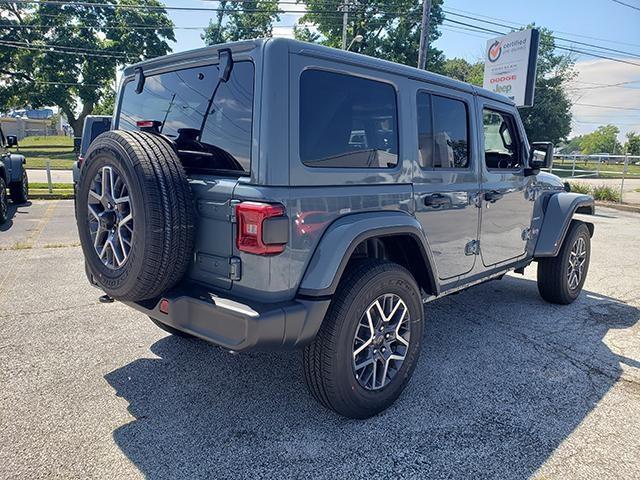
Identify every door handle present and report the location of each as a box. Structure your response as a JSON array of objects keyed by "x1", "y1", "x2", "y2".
[
  {"x1": 424, "y1": 193, "x2": 449, "y2": 207},
  {"x1": 484, "y1": 190, "x2": 504, "y2": 203}
]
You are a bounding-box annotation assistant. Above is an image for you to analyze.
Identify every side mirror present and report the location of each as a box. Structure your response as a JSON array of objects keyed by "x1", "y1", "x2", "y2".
[
  {"x1": 528, "y1": 141, "x2": 553, "y2": 171},
  {"x1": 73, "y1": 137, "x2": 82, "y2": 154},
  {"x1": 6, "y1": 135, "x2": 18, "y2": 148},
  {"x1": 218, "y1": 48, "x2": 233, "y2": 83}
]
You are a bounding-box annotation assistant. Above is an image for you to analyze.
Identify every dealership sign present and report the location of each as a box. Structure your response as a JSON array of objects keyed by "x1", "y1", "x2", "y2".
[{"x1": 483, "y1": 28, "x2": 540, "y2": 107}]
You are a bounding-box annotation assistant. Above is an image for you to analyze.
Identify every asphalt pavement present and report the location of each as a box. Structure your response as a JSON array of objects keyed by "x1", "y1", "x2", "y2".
[{"x1": 1, "y1": 200, "x2": 639, "y2": 479}]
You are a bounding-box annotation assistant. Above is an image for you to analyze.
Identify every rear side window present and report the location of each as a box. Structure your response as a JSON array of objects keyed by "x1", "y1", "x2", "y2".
[
  {"x1": 118, "y1": 61, "x2": 254, "y2": 175},
  {"x1": 417, "y1": 92, "x2": 469, "y2": 169},
  {"x1": 299, "y1": 69, "x2": 398, "y2": 168}
]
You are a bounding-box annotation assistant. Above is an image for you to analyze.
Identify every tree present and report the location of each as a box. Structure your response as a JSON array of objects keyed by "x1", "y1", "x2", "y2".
[
  {"x1": 559, "y1": 135, "x2": 584, "y2": 154},
  {"x1": 0, "y1": 1, "x2": 174, "y2": 136},
  {"x1": 518, "y1": 27, "x2": 574, "y2": 145},
  {"x1": 202, "y1": 1, "x2": 281, "y2": 45},
  {"x1": 579, "y1": 124, "x2": 621, "y2": 154},
  {"x1": 441, "y1": 58, "x2": 483, "y2": 86},
  {"x1": 625, "y1": 131, "x2": 640, "y2": 156},
  {"x1": 296, "y1": 0, "x2": 445, "y2": 71}
]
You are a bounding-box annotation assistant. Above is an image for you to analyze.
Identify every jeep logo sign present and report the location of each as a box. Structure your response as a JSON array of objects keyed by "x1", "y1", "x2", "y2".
[{"x1": 483, "y1": 28, "x2": 540, "y2": 107}]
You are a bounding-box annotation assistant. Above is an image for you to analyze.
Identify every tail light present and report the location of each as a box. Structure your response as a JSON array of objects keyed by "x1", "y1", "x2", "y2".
[
  {"x1": 136, "y1": 120, "x2": 162, "y2": 133},
  {"x1": 236, "y1": 202, "x2": 288, "y2": 255}
]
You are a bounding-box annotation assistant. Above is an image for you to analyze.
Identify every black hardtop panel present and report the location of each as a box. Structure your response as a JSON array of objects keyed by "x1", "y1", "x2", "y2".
[
  {"x1": 121, "y1": 37, "x2": 514, "y2": 107},
  {"x1": 122, "y1": 39, "x2": 264, "y2": 77}
]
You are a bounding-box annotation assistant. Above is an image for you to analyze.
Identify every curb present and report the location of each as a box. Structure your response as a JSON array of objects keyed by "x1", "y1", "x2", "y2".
[
  {"x1": 29, "y1": 193, "x2": 74, "y2": 200},
  {"x1": 596, "y1": 201, "x2": 640, "y2": 214}
]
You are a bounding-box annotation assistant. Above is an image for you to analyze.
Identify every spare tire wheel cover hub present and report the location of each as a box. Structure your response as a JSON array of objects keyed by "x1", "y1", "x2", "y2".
[{"x1": 87, "y1": 165, "x2": 134, "y2": 270}]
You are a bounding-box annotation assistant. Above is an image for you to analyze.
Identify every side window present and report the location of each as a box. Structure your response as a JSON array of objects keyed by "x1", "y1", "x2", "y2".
[
  {"x1": 483, "y1": 109, "x2": 522, "y2": 170},
  {"x1": 417, "y1": 93, "x2": 469, "y2": 169},
  {"x1": 299, "y1": 69, "x2": 398, "y2": 168}
]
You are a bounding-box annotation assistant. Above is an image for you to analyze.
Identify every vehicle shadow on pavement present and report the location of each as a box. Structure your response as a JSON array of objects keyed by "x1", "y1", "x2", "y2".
[
  {"x1": 105, "y1": 276, "x2": 639, "y2": 479},
  {"x1": 0, "y1": 201, "x2": 29, "y2": 232}
]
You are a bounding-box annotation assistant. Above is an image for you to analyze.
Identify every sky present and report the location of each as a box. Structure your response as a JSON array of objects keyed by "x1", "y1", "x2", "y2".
[{"x1": 167, "y1": 0, "x2": 640, "y2": 142}]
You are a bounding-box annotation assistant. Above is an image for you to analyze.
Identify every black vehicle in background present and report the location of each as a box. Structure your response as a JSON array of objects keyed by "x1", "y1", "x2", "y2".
[{"x1": 0, "y1": 126, "x2": 28, "y2": 224}]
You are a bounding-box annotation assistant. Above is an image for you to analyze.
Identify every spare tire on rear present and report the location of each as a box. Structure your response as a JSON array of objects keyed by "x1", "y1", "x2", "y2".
[{"x1": 76, "y1": 130, "x2": 195, "y2": 301}]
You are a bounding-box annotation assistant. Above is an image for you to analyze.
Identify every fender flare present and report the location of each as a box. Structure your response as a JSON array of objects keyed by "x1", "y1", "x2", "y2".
[
  {"x1": 534, "y1": 192, "x2": 595, "y2": 258},
  {"x1": 298, "y1": 211, "x2": 440, "y2": 297}
]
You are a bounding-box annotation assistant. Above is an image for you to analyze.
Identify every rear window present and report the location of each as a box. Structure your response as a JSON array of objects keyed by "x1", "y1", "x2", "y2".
[
  {"x1": 299, "y1": 69, "x2": 398, "y2": 168},
  {"x1": 118, "y1": 61, "x2": 254, "y2": 175}
]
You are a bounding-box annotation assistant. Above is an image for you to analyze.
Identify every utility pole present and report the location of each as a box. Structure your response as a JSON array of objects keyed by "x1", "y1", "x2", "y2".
[
  {"x1": 417, "y1": 0, "x2": 432, "y2": 69},
  {"x1": 339, "y1": 0, "x2": 350, "y2": 49}
]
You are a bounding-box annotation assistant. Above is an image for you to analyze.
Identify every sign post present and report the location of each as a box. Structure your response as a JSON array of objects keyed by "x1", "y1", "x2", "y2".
[{"x1": 483, "y1": 28, "x2": 540, "y2": 107}]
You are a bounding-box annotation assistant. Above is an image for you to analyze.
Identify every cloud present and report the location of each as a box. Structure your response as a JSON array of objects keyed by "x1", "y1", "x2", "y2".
[{"x1": 567, "y1": 58, "x2": 640, "y2": 140}]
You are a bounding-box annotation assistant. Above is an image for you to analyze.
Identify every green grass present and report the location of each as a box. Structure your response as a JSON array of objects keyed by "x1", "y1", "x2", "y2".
[
  {"x1": 30, "y1": 182, "x2": 73, "y2": 190},
  {"x1": 568, "y1": 182, "x2": 622, "y2": 202},
  {"x1": 13, "y1": 135, "x2": 76, "y2": 170},
  {"x1": 592, "y1": 185, "x2": 621, "y2": 202},
  {"x1": 568, "y1": 182, "x2": 592, "y2": 194}
]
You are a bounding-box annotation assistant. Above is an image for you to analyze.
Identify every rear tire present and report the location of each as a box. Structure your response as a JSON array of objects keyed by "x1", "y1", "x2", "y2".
[
  {"x1": 537, "y1": 221, "x2": 591, "y2": 305},
  {"x1": 0, "y1": 177, "x2": 8, "y2": 224},
  {"x1": 9, "y1": 170, "x2": 28, "y2": 204},
  {"x1": 76, "y1": 130, "x2": 195, "y2": 301},
  {"x1": 303, "y1": 260, "x2": 424, "y2": 419}
]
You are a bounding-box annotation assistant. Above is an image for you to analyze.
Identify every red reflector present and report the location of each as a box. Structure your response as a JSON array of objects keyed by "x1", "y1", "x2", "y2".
[
  {"x1": 236, "y1": 202, "x2": 286, "y2": 255},
  {"x1": 136, "y1": 120, "x2": 158, "y2": 128},
  {"x1": 159, "y1": 298, "x2": 169, "y2": 314},
  {"x1": 77, "y1": 155, "x2": 84, "y2": 168}
]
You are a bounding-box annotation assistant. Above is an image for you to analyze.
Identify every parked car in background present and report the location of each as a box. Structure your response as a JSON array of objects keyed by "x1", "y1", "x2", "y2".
[
  {"x1": 75, "y1": 38, "x2": 595, "y2": 418},
  {"x1": 0, "y1": 126, "x2": 28, "y2": 224}
]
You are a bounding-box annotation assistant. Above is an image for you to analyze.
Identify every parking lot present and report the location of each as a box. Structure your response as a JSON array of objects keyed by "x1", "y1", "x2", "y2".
[{"x1": 1, "y1": 200, "x2": 639, "y2": 479}]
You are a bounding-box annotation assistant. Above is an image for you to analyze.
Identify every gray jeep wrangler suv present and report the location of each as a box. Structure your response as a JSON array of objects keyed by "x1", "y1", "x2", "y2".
[{"x1": 76, "y1": 39, "x2": 594, "y2": 418}]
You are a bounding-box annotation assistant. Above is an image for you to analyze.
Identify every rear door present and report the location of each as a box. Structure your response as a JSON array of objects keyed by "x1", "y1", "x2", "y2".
[
  {"x1": 478, "y1": 99, "x2": 535, "y2": 266},
  {"x1": 116, "y1": 58, "x2": 256, "y2": 289},
  {"x1": 412, "y1": 87, "x2": 481, "y2": 281}
]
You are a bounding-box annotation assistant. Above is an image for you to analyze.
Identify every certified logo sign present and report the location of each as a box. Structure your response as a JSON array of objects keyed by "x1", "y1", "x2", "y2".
[{"x1": 488, "y1": 40, "x2": 502, "y2": 63}]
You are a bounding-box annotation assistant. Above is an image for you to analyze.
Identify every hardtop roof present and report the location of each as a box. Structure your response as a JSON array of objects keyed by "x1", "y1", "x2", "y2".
[{"x1": 123, "y1": 37, "x2": 514, "y2": 107}]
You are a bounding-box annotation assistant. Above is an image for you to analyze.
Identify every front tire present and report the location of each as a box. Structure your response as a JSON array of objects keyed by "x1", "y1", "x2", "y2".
[
  {"x1": 303, "y1": 260, "x2": 424, "y2": 419},
  {"x1": 0, "y1": 177, "x2": 8, "y2": 224},
  {"x1": 9, "y1": 170, "x2": 28, "y2": 204},
  {"x1": 537, "y1": 221, "x2": 591, "y2": 304}
]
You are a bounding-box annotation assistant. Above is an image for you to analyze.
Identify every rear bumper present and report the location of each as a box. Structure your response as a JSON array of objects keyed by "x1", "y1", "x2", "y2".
[{"x1": 123, "y1": 283, "x2": 330, "y2": 352}]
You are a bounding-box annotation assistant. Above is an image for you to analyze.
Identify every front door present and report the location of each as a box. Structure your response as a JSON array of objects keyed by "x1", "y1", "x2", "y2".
[
  {"x1": 478, "y1": 100, "x2": 535, "y2": 266},
  {"x1": 413, "y1": 89, "x2": 480, "y2": 281}
]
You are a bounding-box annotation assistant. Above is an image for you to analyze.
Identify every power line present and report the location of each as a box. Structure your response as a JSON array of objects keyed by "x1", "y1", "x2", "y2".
[
  {"x1": 443, "y1": 9, "x2": 640, "y2": 58},
  {"x1": 440, "y1": 17, "x2": 640, "y2": 68},
  {"x1": 445, "y1": 5, "x2": 640, "y2": 49},
  {"x1": 0, "y1": 38, "x2": 131, "y2": 56},
  {"x1": 611, "y1": 0, "x2": 640, "y2": 11},
  {"x1": 0, "y1": 40, "x2": 132, "y2": 59},
  {"x1": 574, "y1": 103, "x2": 640, "y2": 111}
]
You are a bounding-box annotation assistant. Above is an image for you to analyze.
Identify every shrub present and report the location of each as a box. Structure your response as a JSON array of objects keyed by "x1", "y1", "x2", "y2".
[
  {"x1": 568, "y1": 182, "x2": 592, "y2": 194},
  {"x1": 592, "y1": 184, "x2": 621, "y2": 202}
]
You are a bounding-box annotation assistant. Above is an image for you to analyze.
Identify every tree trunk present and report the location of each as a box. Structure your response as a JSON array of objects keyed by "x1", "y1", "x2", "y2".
[{"x1": 62, "y1": 102, "x2": 94, "y2": 138}]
